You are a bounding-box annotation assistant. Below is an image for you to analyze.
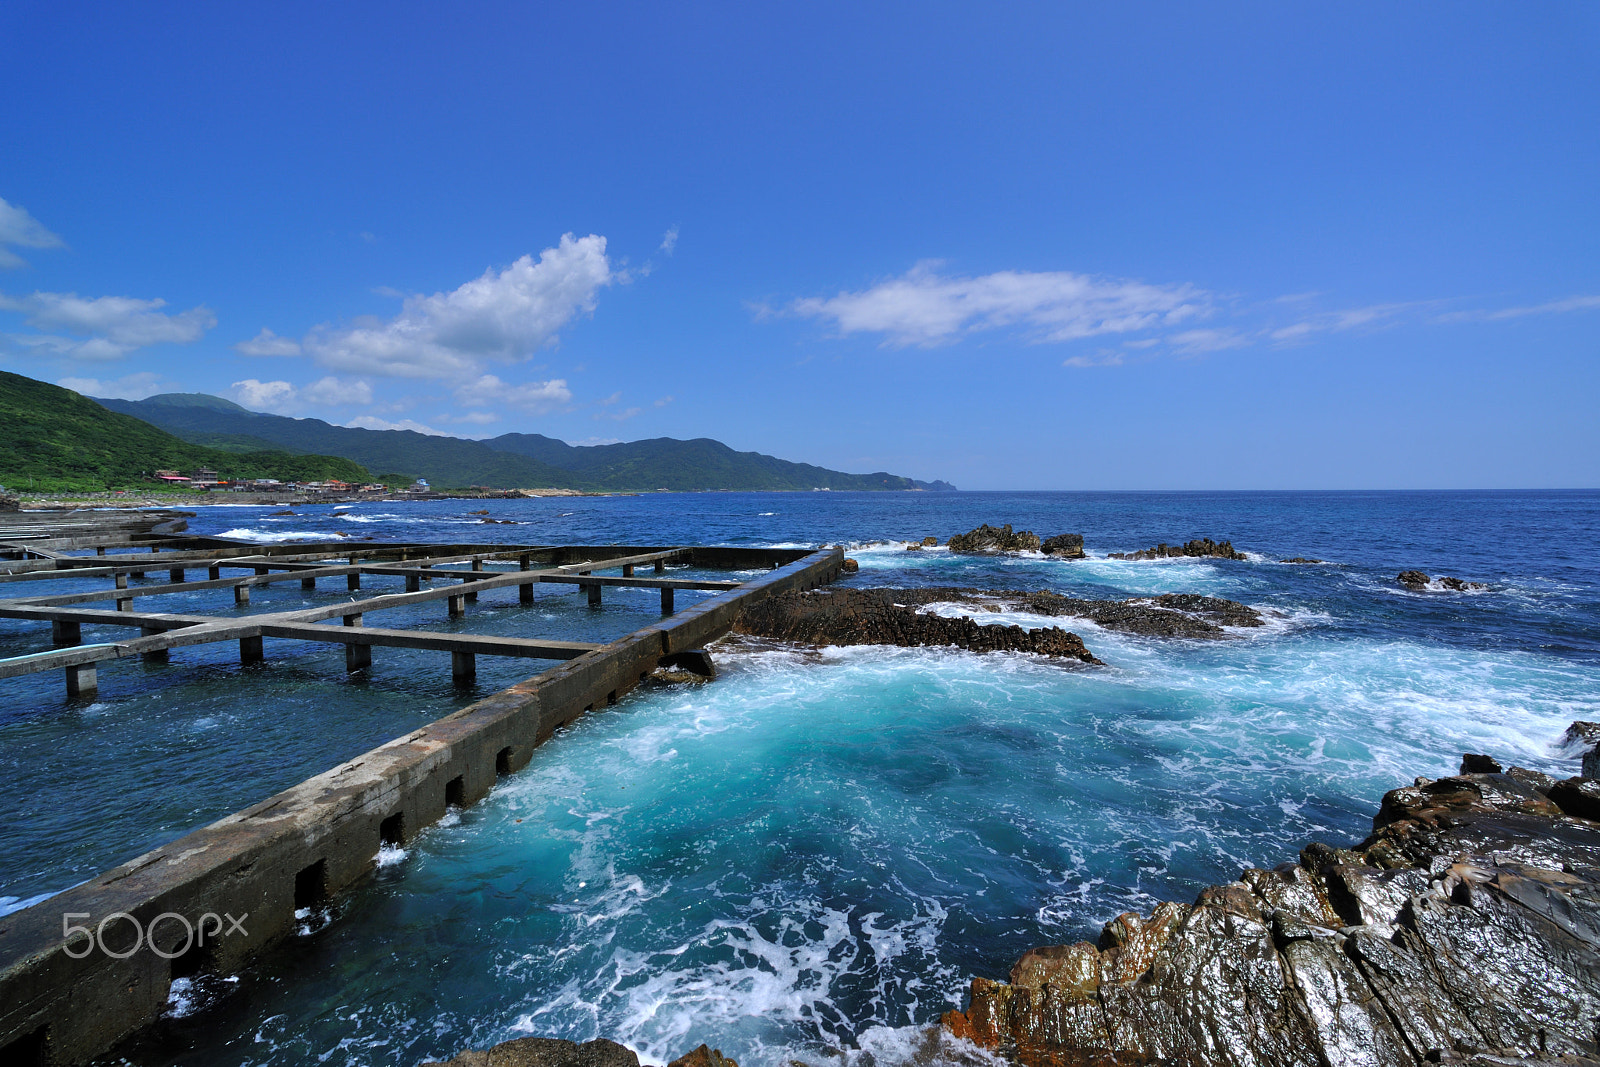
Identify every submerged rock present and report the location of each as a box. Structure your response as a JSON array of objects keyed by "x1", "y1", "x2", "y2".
[
  {"x1": 422, "y1": 1037, "x2": 640, "y2": 1067},
  {"x1": 948, "y1": 524, "x2": 1042, "y2": 554},
  {"x1": 732, "y1": 587, "x2": 1102, "y2": 663},
  {"x1": 942, "y1": 752, "x2": 1600, "y2": 1067},
  {"x1": 1280, "y1": 557, "x2": 1326, "y2": 564},
  {"x1": 1108, "y1": 537, "x2": 1246, "y2": 561}
]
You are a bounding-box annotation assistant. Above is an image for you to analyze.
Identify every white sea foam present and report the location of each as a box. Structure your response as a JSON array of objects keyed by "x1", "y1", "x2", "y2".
[{"x1": 217, "y1": 527, "x2": 327, "y2": 542}]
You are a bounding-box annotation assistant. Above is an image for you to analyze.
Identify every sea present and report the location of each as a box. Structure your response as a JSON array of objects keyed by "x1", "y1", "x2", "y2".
[{"x1": 1, "y1": 490, "x2": 1597, "y2": 1066}]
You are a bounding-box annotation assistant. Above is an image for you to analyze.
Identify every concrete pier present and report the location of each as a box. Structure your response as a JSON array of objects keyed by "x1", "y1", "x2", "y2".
[{"x1": 0, "y1": 539, "x2": 843, "y2": 1065}]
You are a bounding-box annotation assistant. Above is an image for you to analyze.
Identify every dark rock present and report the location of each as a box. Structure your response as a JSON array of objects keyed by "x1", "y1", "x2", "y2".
[
  {"x1": 922, "y1": 536, "x2": 939, "y2": 546},
  {"x1": 1561, "y1": 723, "x2": 1600, "y2": 780},
  {"x1": 1039, "y1": 533, "x2": 1086, "y2": 559},
  {"x1": 1108, "y1": 537, "x2": 1246, "y2": 561},
  {"x1": 1280, "y1": 557, "x2": 1327, "y2": 564},
  {"x1": 735, "y1": 585, "x2": 1264, "y2": 654},
  {"x1": 1550, "y1": 778, "x2": 1600, "y2": 821},
  {"x1": 269, "y1": 509, "x2": 297, "y2": 516},
  {"x1": 0, "y1": 494, "x2": 19, "y2": 512},
  {"x1": 942, "y1": 763, "x2": 1600, "y2": 1067},
  {"x1": 947, "y1": 524, "x2": 1042, "y2": 554},
  {"x1": 1399, "y1": 571, "x2": 1487, "y2": 592},
  {"x1": 732, "y1": 587, "x2": 1101, "y2": 664},
  {"x1": 423, "y1": 1037, "x2": 639, "y2": 1067},
  {"x1": 1018, "y1": 588, "x2": 1264, "y2": 637},
  {"x1": 1462, "y1": 753, "x2": 1504, "y2": 774},
  {"x1": 840, "y1": 558, "x2": 859, "y2": 573}
]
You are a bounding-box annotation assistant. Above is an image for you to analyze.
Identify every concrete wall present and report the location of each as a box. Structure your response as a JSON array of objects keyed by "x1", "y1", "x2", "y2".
[{"x1": 0, "y1": 546, "x2": 842, "y2": 1065}]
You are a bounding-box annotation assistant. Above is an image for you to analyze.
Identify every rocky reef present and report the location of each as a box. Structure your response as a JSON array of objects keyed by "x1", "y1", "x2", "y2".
[
  {"x1": 732, "y1": 587, "x2": 1102, "y2": 663},
  {"x1": 736, "y1": 586, "x2": 1263, "y2": 646},
  {"x1": 948, "y1": 524, "x2": 1043, "y2": 554},
  {"x1": 1399, "y1": 570, "x2": 1487, "y2": 592},
  {"x1": 1108, "y1": 538, "x2": 1246, "y2": 561},
  {"x1": 424, "y1": 1038, "x2": 737, "y2": 1067},
  {"x1": 941, "y1": 747, "x2": 1600, "y2": 1067}
]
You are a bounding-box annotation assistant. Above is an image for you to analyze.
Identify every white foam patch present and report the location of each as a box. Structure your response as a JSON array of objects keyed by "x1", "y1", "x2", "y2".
[{"x1": 217, "y1": 527, "x2": 327, "y2": 542}]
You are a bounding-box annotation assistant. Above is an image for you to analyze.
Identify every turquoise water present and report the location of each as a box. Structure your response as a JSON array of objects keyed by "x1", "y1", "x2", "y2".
[{"x1": 3, "y1": 491, "x2": 1598, "y2": 1065}]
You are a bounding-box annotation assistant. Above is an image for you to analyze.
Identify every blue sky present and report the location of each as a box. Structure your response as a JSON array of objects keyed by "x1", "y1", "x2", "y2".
[{"x1": 1, "y1": 3, "x2": 1596, "y2": 489}]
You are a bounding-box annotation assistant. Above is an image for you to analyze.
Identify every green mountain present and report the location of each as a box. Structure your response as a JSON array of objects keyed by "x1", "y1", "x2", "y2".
[
  {"x1": 96, "y1": 392, "x2": 952, "y2": 492},
  {"x1": 98, "y1": 395, "x2": 581, "y2": 490},
  {"x1": 0, "y1": 372, "x2": 371, "y2": 492},
  {"x1": 486, "y1": 433, "x2": 946, "y2": 492}
]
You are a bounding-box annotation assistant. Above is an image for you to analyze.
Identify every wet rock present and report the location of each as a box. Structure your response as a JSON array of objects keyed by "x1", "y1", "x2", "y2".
[
  {"x1": 1108, "y1": 537, "x2": 1246, "y2": 561},
  {"x1": 943, "y1": 752, "x2": 1600, "y2": 1067},
  {"x1": 1462, "y1": 754, "x2": 1504, "y2": 774},
  {"x1": 1549, "y1": 778, "x2": 1600, "y2": 821},
  {"x1": 1039, "y1": 533, "x2": 1086, "y2": 559},
  {"x1": 1017, "y1": 589, "x2": 1263, "y2": 637},
  {"x1": 840, "y1": 558, "x2": 859, "y2": 573},
  {"x1": 735, "y1": 585, "x2": 1265, "y2": 655},
  {"x1": 922, "y1": 536, "x2": 939, "y2": 546},
  {"x1": 667, "y1": 1047, "x2": 739, "y2": 1067},
  {"x1": 732, "y1": 587, "x2": 1101, "y2": 664},
  {"x1": 0, "y1": 494, "x2": 19, "y2": 512},
  {"x1": 1399, "y1": 571, "x2": 1487, "y2": 592},
  {"x1": 1280, "y1": 557, "x2": 1327, "y2": 564},
  {"x1": 422, "y1": 1037, "x2": 639, "y2": 1067},
  {"x1": 947, "y1": 524, "x2": 1042, "y2": 554},
  {"x1": 269, "y1": 509, "x2": 297, "y2": 516},
  {"x1": 1561, "y1": 723, "x2": 1600, "y2": 779}
]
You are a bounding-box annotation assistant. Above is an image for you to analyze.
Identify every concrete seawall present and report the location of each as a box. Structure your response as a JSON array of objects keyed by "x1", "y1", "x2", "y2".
[{"x1": 0, "y1": 546, "x2": 844, "y2": 1065}]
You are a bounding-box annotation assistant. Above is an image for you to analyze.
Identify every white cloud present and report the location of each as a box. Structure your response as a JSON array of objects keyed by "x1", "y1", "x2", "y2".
[
  {"x1": 1435, "y1": 294, "x2": 1600, "y2": 323},
  {"x1": 0, "y1": 290, "x2": 214, "y2": 359},
  {"x1": 344, "y1": 415, "x2": 451, "y2": 436},
  {"x1": 301, "y1": 233, "x2": 614, "y2": 379},
  {"x1": 1063, "y1": 350, "x2": 1125, "y2": 369},
  {"x1": 1269, "y1": 303, "x2": 1414, "y2": 343},
  {"x1": 654, "y1": 395, "x2": 674, "y2": 407},
  {"x1": 1168, "y1": 328, "x2": 1249, "y2": 354},
  {"x1": 235, "y1": 327, "x2": 302, "y2": 357},
  {"x1": 0, "y1": 197, "x2": 65, "y2": 269},
  {"x1": 229, "y1": 378, "x2": 299, "y2": 413},
  {"x1": 454, "y1": 373, "x2": 572, "y2": 412},
  {"x1": 301, "y1": 376, "x2": 372, "y2": 406},
  {"x1": 447, "y1": 411, "x2": 500, "y2": 426},
  {"x1": 57, "y1": 372, "x2": 168, "y2": 400},
  {"x1": 791, "y1": 261, "x2": 1208, "y2": 348},
  {"x1": 660, "y1": 226, "x2": 679, "y2": 254}
]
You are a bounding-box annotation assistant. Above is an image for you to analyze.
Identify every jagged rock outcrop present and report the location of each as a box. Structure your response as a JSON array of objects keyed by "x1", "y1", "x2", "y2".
[
  {"x1": 0, "y1": 494, "x2": 21, "y2": 512},
  {"x1": 942, "y1": 751, "x2": 1600, "y2": 1067},
  {"x1": 732, "y1": 587, "x2": 1102, "y2": 663},
  {"x1": 1564, "y1": 723, "x2": 1600, "y2": 779},
  {"x1": 1041, "y1": 534, "x2": 1087, "y2": 559},
  {"x1": 424, "y1": 1039, "x2": 738, "y2": 1067},
  {"x1": 949, "y1": 524, "x2": 1042, "y2": 554},
  {"x1": 1108, "y1": 538, "x2": 1246, "y2": 561},
  {"x1": 1280, "y1": 557, "x2": 1326, "y2": 564},
  {"x1": 1399, "y1": 571, "x2": 1487, "y2": 592}
]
